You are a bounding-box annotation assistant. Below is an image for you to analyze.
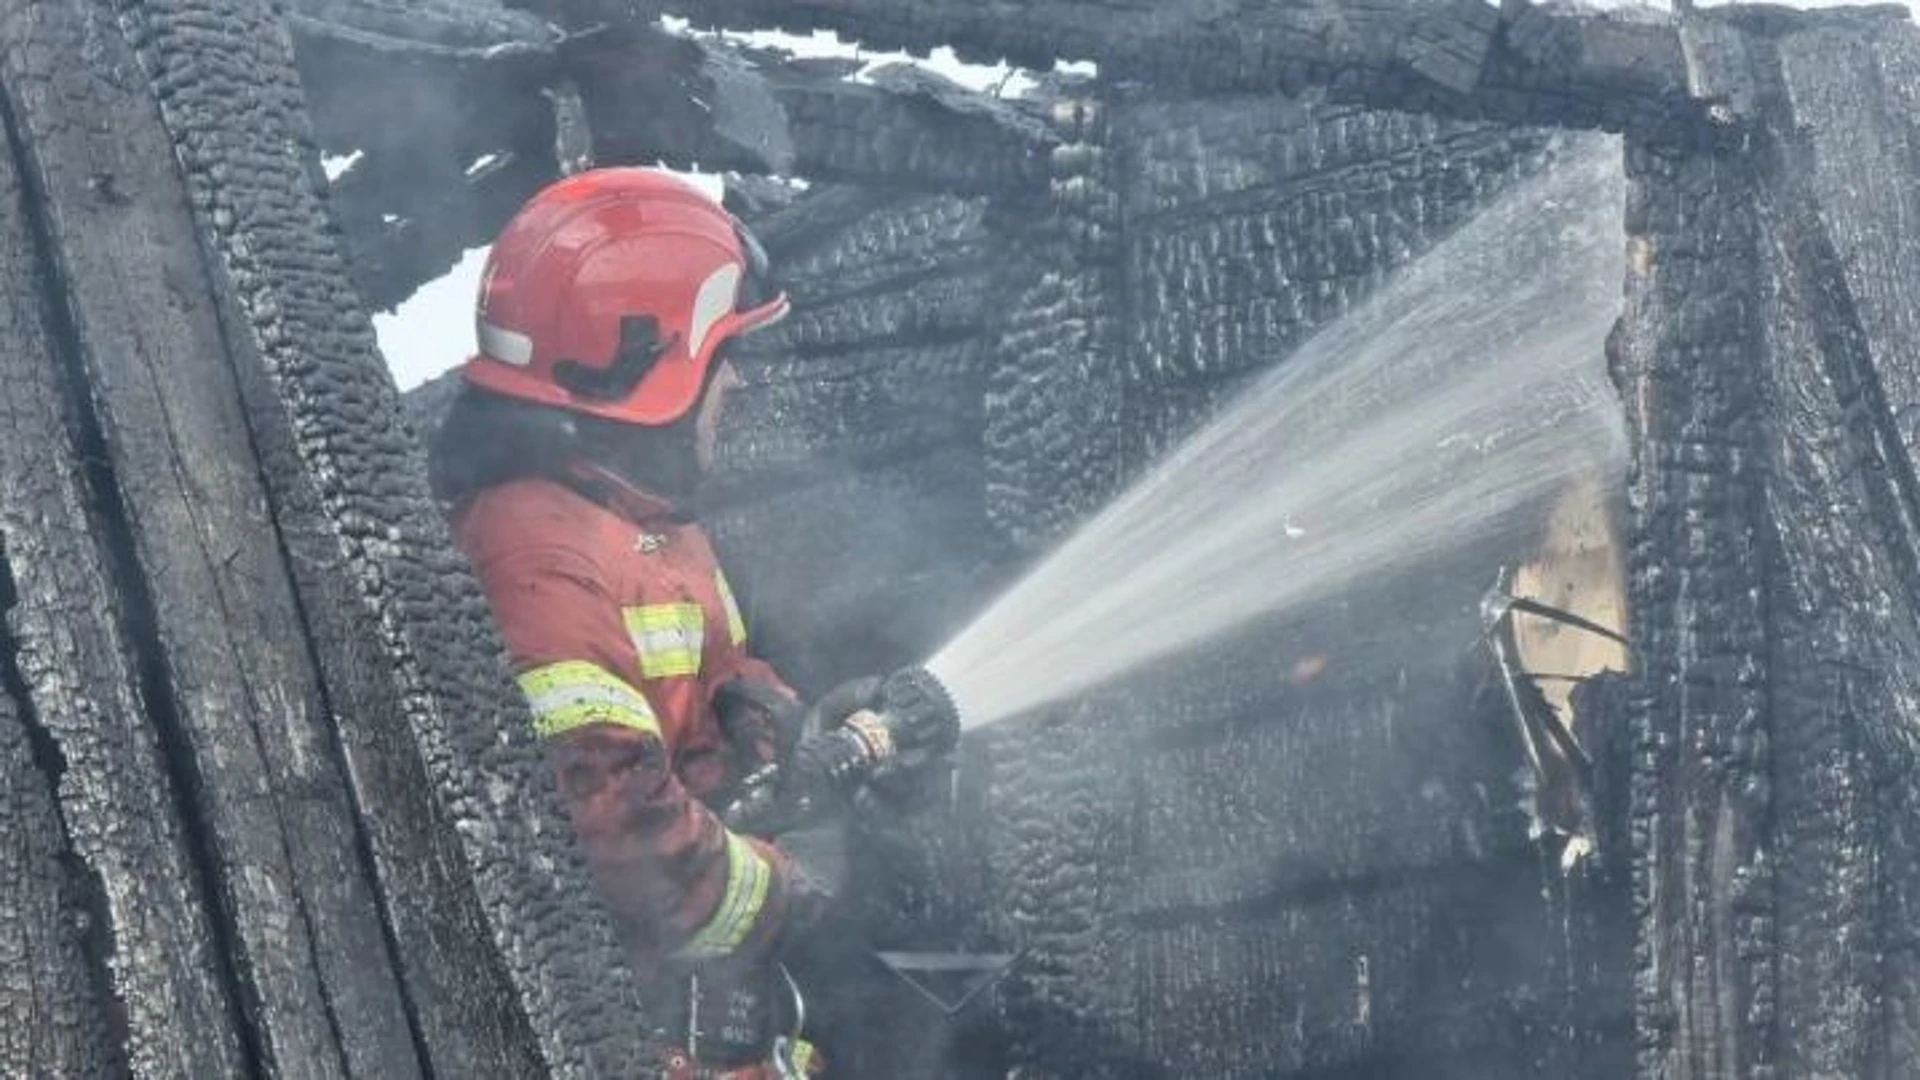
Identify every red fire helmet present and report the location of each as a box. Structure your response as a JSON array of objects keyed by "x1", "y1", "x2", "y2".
[{"x1": 462, "y1": 167, "x2": 789, "y2": 425}]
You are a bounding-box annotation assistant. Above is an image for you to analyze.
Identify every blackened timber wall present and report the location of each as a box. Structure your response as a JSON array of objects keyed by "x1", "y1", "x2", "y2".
[
  {"x1": 1617, "y1": 11, "x2": 1920, "y2": 1078},
  {"x1": 0, "y1": 0, "x2": 654, "y2": 1074}
]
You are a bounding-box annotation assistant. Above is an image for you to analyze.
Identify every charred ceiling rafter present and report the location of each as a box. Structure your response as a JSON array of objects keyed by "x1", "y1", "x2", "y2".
[
  {"x1": 650, "y1": 0, "x2": 1717, "y2": 134},
  {"x1": 289, "y1": 0, "x2": 1062, "y2": 307},
  {"x1": 289, "y1": 1, "x2": 564, "y2": 309},
  {"x1": 290, "y1": 0, "x2": 1835, "y2": 312},
  {"x1": 323, "y1": 142, "x2": 556, "y2": 313},
  {"x1": 560, "y1": 27, "x2": 1059, "y2": 190}
]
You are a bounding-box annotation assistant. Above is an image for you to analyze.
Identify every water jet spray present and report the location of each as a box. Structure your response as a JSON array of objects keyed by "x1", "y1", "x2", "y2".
[{"x1": 924, "y1": 137, "x2": 1630, "y2": 731}]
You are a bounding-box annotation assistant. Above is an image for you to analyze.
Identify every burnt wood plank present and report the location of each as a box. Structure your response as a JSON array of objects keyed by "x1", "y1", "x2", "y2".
[
  {"x1": 644, "y1": 0, "x2": 1696, "y2": 132},
  {"x1": 0, "y1": 1, "x2": 426, "y2": 1075},
  {"x1": 0, "y1": 11, "x2": 248, "y2": 1069},
  {"x1": 115, "y1": 0, "x2": 651, "y2": 1071}
]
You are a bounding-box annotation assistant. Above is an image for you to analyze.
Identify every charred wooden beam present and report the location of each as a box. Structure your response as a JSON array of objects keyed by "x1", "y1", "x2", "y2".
[
  {"x1": 290, "y1": 6, "x2": 1057, "y2": 306},
  {"x1": 1, "y1": 0, "x2": 661, "y2": 1072},
  {"x1": 1618, "y1": 10, "x2": 1920, "y2": 1078},
  {"x1": 620, "y1": 0, "x2": 1705, "y2": 133},
  {"x1": 559, "y1": 25, "x2": 1058, "y2": 191},
  {"x1": 289, "y1": 10, "x2": 558, "y2": 162},
  {"x1": 288, "y1": 0, "x2": 561, "y2": 308},
  {"x1": 326, "y1": 146, "x2": 554, "y2": 312},
  {"x1": 0, "y1": 40, "x2": 225, "y2": 1067},
  {"x1": 292, "y1": 0, "x2": 556, "y2": 52},
  {"x1": 117, "y1": 0, "x2": 666, "y2": 1066}
]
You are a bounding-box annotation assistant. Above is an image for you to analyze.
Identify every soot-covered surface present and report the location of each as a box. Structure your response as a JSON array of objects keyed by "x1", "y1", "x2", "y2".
[
  {"x1": 1616, "y1": 12, "x2": 1920, "y2": 1078},
  {"x1": 0, "y1": 0, "x2": 645, "y2": 1074}
]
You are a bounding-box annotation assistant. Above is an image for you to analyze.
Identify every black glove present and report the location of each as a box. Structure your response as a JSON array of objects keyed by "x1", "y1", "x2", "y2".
[
  {"x1": 723, "y1": 668, "x2": 961, "y2": 836},
  {"x1": 723, "y1": 674, "x2": 884, "y2": 836},
  {"x1": 784, "y1": 666, "x2": 959, "y2": 797},
  {"x1": 795, "y1": 675, "x2": 885, "y2": 742}
]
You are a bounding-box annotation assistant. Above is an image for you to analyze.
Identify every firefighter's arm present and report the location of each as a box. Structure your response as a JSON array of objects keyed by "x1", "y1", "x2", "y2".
[
  {"x1": 545, "y1": 726, "x2": 805, "y2": 963},
  {"x1": 473, "y1": 545, "x2": 808, "y2": 964}
]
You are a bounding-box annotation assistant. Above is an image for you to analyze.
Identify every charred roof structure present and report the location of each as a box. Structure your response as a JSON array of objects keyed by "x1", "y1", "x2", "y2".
[{"x1": 2, "y1": 0, "x2": 1919, "y2": 1077}]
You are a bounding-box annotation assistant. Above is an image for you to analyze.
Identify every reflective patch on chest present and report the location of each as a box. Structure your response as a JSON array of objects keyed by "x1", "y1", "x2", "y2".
[{"x1": 624, "y1": 602, "x2": 706, "y2": 678}]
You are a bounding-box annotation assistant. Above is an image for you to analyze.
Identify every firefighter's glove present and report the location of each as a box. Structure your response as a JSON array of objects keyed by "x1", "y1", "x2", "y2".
[
  {"x1": 780, "y1": 674, "x2": 891, "y2": 801},
  {"x1": 796, "y1": 675, "x2": 884, "y2": 741},
  {"x1": 726, "y1": 669, "x2": 960, "y2": 835},
  {"x1": 789, "y1": 666, "x2": 960, "y2": 792},
  {"x1": 722, "y1": 675, "x2": 883, "y2": 836},
  {"x1": 713, "y1": 677, "x2": 803, "y2": 771}
]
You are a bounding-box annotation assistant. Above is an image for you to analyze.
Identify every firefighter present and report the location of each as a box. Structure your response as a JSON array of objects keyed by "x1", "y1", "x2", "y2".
[{"x1": 429, "y1": 167, "x2": 858, "y2": 1077}]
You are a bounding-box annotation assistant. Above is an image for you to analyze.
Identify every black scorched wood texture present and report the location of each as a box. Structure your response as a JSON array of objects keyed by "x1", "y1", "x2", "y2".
[
  {"x1": 5, "y1": 3, "x2": 428, "y2": 1072},
  {"x1": 1112, "y1": 93, "x2": 1560, "y2": 452},
  {"x1": 112, "y1": 0, "x2": 657, "y2": 1070},
  {"x1": 566, "y1": 28, "x2": 1059, "y2": 195},
  {"x1": 0, "y1": 0, "x2": 656, "y2": 1074},
  {"x1": 0, "y1": 127, "x2": 134, "y2": 1074},
  {"x1": 672, "y1": 90, "x2": 1635, "y2": 1076},
  {"x1": 0, "y1": 669, "x2": 121, "y2": 1078},
  {"x1": 704, "y1": 187, "x2": 1018, "y2": 695},
  {"x1": 958, "y1": 587, "x2": 1628, "y2": 1079},
  {"x1": 288, "y1": 0, "x2": 561, "y2": 310},
  {"x1": 642, "y1": 0, "x2": 1699, "y2": 132},
  {"x1": 0, "y1": 5, "x2": 254, "y2": 1073},
  {"x1": 1618, "y1": 137, "x2": 1774, "y2": 1080},
  {"x1": 1775, "y1": 26, "x2": 1920, "y2": 1068},
  {"x1": 288, "y1": 1, "x2": 1059, "y2": 309},
  {"x1": 1617, "y1": 10, "x2": 1920, "y2": 1079},
  {"x1": 981, "y1": 95, "x2": 1122, "y2": 549}
]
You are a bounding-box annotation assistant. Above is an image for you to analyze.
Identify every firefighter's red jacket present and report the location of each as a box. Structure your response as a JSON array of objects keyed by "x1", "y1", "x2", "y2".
[{"x1": 452, "y1": 468, "x2": 800, "y2": 970}]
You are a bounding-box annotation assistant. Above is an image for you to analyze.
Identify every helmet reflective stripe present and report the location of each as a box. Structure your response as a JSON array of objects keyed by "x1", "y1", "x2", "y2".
[
  {"x1": 685, "y1": 263, "x2": 741, "y2": 361},
  {"x1": 715, "y1": 570, "x2": 748, "y2": 646},
  {"x1": 477, "y1": 319, "x2": 535, "y2": 366}
]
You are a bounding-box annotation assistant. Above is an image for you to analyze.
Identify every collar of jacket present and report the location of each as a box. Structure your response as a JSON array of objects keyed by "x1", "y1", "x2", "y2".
[{"x1": 563, "y1": 460, "x2": 690, "y2": 525}]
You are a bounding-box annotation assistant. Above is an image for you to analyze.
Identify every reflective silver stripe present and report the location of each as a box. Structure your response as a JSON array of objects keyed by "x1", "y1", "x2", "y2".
[
  {"x1": 678, "y1": 832, "x2": 772, "y2": 961},
  {"x1": 516, "y1": 661, "x2": 660, "y2": 739},
  {"x1": 624, "y1": 603, "x2": 705, "y2": 678},
  {"x1": 477, "y1": 318, "x2": 534, "y2": 366},
  {"x1": 686, "y1": 263, "x2": 742, "y2": 359},
  {"x1": 716, "y1": 570, "x2": 748, "y2": 646}
]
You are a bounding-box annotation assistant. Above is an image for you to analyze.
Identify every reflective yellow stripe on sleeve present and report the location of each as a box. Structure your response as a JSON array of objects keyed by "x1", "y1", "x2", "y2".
[
  {"x1": 515, "y1": 661, "x2": 661, "y2": 740},
  {"x1": 677, "y1": 832, "x2": 773, "y2": 961},
  {"x1": 715, "y1": 570, "x2": 748, "y2": 646},
  {"x1": 623, "y1": 602, "x2": 705, "y2": 678},
  {"x1": 782, "y1": 1038, "x2": 819, "y2": 1076}
]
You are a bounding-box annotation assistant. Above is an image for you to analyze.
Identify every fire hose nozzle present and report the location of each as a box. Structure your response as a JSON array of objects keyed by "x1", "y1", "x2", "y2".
[
  {"x1": 871, "y1": 664, "x2": 962, "y2": 763},
  {"x1": 798, "y1": 665, "x2": 960, "y2": 784},
  {"x1": 724, "y1": 666, "x2": 960, "y2": 837}
]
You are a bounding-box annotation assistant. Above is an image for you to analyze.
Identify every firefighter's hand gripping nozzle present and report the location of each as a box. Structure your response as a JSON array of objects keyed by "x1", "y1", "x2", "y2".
[{"x1": 724, "y1": 666, "x2": 961, "y2": 838}]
